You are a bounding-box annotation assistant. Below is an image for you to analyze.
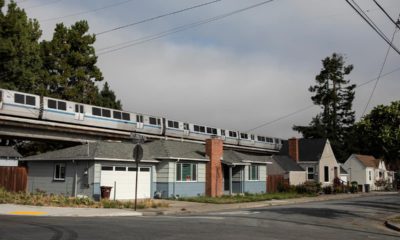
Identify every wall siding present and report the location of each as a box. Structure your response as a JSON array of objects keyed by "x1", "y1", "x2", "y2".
[{"x1": 155, "y1": 182, "x2": 205, "y2": 198}]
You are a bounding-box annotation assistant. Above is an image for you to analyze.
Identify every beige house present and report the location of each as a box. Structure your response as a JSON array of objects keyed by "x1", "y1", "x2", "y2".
[
  {"x1": 343, "y1": 154, "x2": 393, "y2": 192},
  {"x1": 280, "y1": 138, "x2": 340, "y2": 186}
]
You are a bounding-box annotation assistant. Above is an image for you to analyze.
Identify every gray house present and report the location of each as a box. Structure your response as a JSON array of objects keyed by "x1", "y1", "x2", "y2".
[
  {"x1": 0, "y1": 146, "x2": 22, "y2": 166},
  {"x1": 22, "y1": 138, "x2": 272, "y2": 199},
  {"x1": 267, "y1": 155, "x2": 306, "y2": 186}
]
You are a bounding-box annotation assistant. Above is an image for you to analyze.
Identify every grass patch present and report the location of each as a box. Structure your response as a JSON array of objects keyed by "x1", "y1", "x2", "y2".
[
  {"x1": 177, "y1": 192, "x2": 316, "y2": 204},
  {"x1": 0, "y1": 187, "x2": 168, "y2": 209}
]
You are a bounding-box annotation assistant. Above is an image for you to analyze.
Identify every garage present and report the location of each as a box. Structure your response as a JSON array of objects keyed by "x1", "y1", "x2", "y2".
[{"x1": 100, "y1": 165, "x2": 151, "y2": 200}]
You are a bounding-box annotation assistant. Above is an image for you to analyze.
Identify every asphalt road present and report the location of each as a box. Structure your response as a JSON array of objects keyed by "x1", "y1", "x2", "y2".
[{"x1": 1, "y1": 194, "x2": 399, "y2": 240}]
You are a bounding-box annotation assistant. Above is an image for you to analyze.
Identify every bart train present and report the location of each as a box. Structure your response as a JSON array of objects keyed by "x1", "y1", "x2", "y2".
[{"x1": 0, "y1": 88, "x2": 283, "y2": 150}]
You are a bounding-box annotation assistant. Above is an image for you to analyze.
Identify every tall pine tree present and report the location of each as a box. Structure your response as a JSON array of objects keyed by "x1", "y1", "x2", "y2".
[
  {"x1": 293, "y1": 53, "x2": 356, "y2": 162},
  {"x1": 0, "y1": 0, "x2": 43, "y2": 93}
]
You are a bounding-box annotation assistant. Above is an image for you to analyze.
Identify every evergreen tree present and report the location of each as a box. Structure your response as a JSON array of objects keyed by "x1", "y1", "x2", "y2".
[
  {"x1": 293, "y1": 53, "x2": 356, "y2": 162},
  {"x1": 0, "y1": 0, "x2": 43, "y2": 93},
  {"x1": 40, "y1": 20, "x2": 103, "y2": 104},
  {"x1": 97, "y1": 82, "x2": 122, "y2": 110}
]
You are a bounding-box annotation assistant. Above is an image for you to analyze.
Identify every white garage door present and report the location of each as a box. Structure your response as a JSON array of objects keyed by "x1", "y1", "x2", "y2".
[{"x1": 100, "y1": 166, "x2": 151, "y2": 200}]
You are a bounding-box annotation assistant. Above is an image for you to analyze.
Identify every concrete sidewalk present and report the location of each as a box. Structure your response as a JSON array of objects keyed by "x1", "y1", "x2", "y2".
[{"x1": 0, "y1": 191, "x2": 397, "y2": 217}]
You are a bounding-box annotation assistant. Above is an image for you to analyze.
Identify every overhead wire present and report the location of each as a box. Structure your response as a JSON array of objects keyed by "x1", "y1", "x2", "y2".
[
  {"x1": 361, "y1": 21, "x2": 399, "y2": 117},
  {"x1": 25, "y1": 0, "x2": 62, "y2": 10},
  {"x1": 40, "y1": 0, "x2": 135, "y2": 22},
  {"x1": 97, "y1": 0, "x2": 275, "y2": 55},
  {"x1": 373, "y1": 0, "x2": 400, "y2": 27},
  {"x1": 345, "y1": 0, "x2": 400, "y2": 55},
  {"x1": 96, "y1": 0, "x2": 222, "y2": 36}
]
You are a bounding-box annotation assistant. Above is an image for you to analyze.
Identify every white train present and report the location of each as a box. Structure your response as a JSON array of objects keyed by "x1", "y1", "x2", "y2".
[{"x1": 0, "y1": 88, "x2": 282, "y2": 150}]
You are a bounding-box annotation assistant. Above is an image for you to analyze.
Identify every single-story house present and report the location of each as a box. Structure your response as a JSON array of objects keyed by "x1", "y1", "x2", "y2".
[
  {"x1": 267, "y1": 155, "x2": 306, "y2": 186},
  {"x1": 0, "y1": 146, "x2": 22, "y2": 167},
  {"x1": 280, "y1": 138, "x2": 340, "y2": 186},
  {"x1": 339, "y1": 165, "x2": 349, "y2": 184},
  {"x1": 343, "y1": 154, "x2": 393, "y2": 191},
  {"x1": 22, "y1": 138, "x2": 271, "y2": 200}
]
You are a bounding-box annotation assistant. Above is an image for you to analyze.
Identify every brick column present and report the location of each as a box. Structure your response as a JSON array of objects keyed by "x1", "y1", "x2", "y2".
[
  {"x1": 288, "y1": 137, "x2": 299, "y2": 162},
  {"x1": 205, "y1": 138, "x2": 223, "y2": 197}
]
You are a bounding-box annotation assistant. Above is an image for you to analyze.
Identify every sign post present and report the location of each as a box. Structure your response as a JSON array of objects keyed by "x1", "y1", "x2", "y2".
[{"x1": 133, "y1": 142, "x2": 143, "y2": 211}]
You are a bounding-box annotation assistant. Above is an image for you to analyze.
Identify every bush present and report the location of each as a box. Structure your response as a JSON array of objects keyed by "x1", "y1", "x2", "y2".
[
  {"x1": 323, "y1": 186, "x2": 332, "y2": 194},
  {"x1": 350, "y1": 181, "x2": 358, "y2": 193},
  {"x1": 295, "y1": 181, "x2": 321, "y2": 194}
]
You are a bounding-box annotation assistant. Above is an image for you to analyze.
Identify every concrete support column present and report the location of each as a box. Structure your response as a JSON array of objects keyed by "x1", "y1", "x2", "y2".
[{"x1": 205, "y1": 138, "x2": 223, "y2": 197}]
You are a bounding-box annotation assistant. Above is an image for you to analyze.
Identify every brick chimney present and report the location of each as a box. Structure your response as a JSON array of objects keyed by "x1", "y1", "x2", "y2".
[
  {"x1": 205, "y1": 138, "x2": 223, "y2": 197},
  {"x1": 288, "y1": 137, "x2": 299, "y2": 162}
]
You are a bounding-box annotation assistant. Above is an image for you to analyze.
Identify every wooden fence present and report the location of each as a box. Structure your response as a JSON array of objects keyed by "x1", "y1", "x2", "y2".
[
  {"x1": 0, "y1": 167, "x2": 27, "y2": 192},
  {"x1": 267, "y1": 175, "x2": 289, "y2": 193}
]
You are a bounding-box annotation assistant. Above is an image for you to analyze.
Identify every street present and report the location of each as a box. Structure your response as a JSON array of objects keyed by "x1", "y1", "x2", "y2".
[{"x1": 1, "y1": 194, "x2": 399, "y2": 240}]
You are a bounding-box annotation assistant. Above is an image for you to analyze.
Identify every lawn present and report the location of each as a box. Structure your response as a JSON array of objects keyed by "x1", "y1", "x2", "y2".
[
  {"x1": 177, "y1": 192, "x2": 317, "y2": 204},
  {"x1": 0, "y1": 187, "x2": 168, "y2": 209}
]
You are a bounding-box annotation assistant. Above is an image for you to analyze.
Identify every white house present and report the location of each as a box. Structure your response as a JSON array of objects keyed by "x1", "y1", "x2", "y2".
[
  {"x1": 0, "y1": 146, "x2": 22, "y2": 166},
  {"x1": 343, "y1": 154, "x2": 392, "y2": 192}
]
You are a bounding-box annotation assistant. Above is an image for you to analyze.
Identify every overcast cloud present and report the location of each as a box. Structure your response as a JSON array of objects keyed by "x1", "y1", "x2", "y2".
[{"x1": 18, "y1": 0, "x2": 400, "y2": 139}]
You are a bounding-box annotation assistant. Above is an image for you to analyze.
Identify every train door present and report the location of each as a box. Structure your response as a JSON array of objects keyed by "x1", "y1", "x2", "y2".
[
  {"x1": 0, "y1": 90, "x2": 3, "y2": 109},
  {"x1": 74, "y1": 104, "x2": 85, "y2": 121},
  {"x1": 183, "y1": 123, "x2": 189, "y2": 136},
  {"x1": 136, "y1": 115, "x2": 144, "y2": 129}
]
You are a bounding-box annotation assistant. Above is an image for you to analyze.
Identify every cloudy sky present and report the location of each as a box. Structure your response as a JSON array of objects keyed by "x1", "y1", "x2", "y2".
[{"x1": 15, "y1": 0, "x2": 400, "y2": 139}]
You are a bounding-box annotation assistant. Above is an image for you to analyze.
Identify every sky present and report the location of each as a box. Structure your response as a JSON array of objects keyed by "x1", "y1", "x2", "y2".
[{"x1": 11, "y1": 0, "x2": 400, "y2": 139}]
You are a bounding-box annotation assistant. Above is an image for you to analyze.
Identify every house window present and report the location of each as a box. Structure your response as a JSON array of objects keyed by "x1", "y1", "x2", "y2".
[
  {"x1": 248, "y1": 165, "x2": 259, "y2": 180},
  {"x1": 54, "y1": 163, "x2": 66, "y2": 181},
  {"x1": 307, "y1": 167, "x2": 314, "y2": 180},
  {"x1": 324, "y1": 166, "x2": 329, "y2": 182},
  {"x1": 176, "y1": 163, "x2": 197, "y2": 181},
  {"x1": 379, "y1": 171, "x2": 383, "y2": 178},
  {"x1": 369, "y1": 171, "x2": 372, "y2": 181}
]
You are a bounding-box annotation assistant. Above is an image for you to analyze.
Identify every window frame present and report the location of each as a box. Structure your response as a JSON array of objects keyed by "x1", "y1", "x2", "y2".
[
  {"x1": 324, "y1": 166, "x2": 329, "y2": 182},
  {"x1": 248, "y1": 165, "x2": 259, "y2": 181},
  {"x1": 307, "y1": 167, "x2": 314, "y2": 180},
  {"x1": 176, "y1": 163, "x2": 197, "y2": 182},
  {"x1": 53, "y1": 163, "x2": 66, "y2": 181}
]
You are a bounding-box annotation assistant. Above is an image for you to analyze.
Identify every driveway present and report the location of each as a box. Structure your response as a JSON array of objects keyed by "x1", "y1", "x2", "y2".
[{"x1": 0, "y1": 193, "x2": 399, "y2": 240}]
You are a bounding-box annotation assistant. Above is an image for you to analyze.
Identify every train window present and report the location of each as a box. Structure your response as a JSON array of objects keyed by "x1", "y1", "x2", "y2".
[
  {"x1": 257, "y1": 136, "x2": 265, "y2": 142},
  {"x1": 149, "y1": 117, "x2": 157, "y2": 125},
  {"x1": 229, "y1": 131, "x2": 237, "y2": 138},
  {"x1": 206, "y1": 127, "x2": 212, "y2": 134},
  {"x1": 168, "y1": 120, "x2": 179, "y2": 129},
  {"x1": 240, "y1": 133, "x2": 248, "y2": 139},
  {"x1": 266, "y1": 137, "x2": 273, "y2": 143},
  {"x1": 122, "y1": 113, "x2": 130, "y2": 121},
  {"x1": 184, "y1": 123, "x2": 189, "y2": 130},
  {"x1": 136, "y1": 115, "x2": 143, "y2": 123},
  {"x1": 199, "y1": 126, "x2": 205, "y2": 133},
  {"x1": 157, "y1": 118, "x2": 161, "y2": 125},
  {"x1": 14, "y1": 94, "x2": 25, "y2": 104},
  {"x1": 113, "y1": 111, "x2": 122, "y2": 119},
  {"x1": 212, "y1": 128, "x2": 217, "y2": 134},
  {"x1": 102, "y1": 109, "x2": 111, "y2": 118},
  {"x1": 57, "y1": 101, "x2": 66, "y2": 111},
  {"x1": 26, "y1": 96, "x2": 36, "y2": 106},
  {"x1": 194, "y1": 125, "x2": 200, "y2": 132},
  {"x1": 221, "y1": 129, "x2": 225, "y2": 136},
  {"x1": 92, "y1": 107, "x2": 101, "y2": 116},
  {"x1": 48, "y1": 99, "x2": 57, "y2": 109},
  {"x1": 251, "y1": 135, "x2": 255, "y2": 140},
  {"x1": 75, "y1": 104, "x2": 84, "y2": 113}
]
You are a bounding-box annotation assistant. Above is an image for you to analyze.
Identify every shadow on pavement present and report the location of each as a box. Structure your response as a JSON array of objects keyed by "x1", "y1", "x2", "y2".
[
  {"x1": 331, "y1": 201, "x2": 400, "y2": 213},
  {"x1": 256, "y1": 207, "x2": 359, "y2": 219}
]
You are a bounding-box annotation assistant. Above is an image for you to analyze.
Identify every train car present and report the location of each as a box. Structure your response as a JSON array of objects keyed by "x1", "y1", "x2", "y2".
[
  {"x1": 0, "y1": 89, "x2": 40, "y2": 119},
  {"x1": 164, "y1": 119, "x2": 189, "y2": 138},
  {"x1": 222, "y1": 129, "x2": 239, "y2": 145},
  {"x1": 42, "y1": 96, "x2": 136, "y2": 132},
  {"x1": 187, "y1": 123, "x2": 222, "y2": 141},
  {"x1": 134, "y1": 113, "x2": 164, "y2": 135},
  {"x1": 238, "y1": 132, "x2": 255, "y2": 147}
]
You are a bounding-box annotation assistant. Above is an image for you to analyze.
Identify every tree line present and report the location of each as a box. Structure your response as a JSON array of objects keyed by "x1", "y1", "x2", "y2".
[
  {"x1": 294, "y1": 53, "x2": 399, "y2": 170},
  {"x1": 0, "y1": 0, "x2": 121, "y2": 110}
]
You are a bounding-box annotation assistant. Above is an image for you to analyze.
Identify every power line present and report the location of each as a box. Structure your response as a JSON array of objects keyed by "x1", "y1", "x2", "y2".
[
  {"x1": 97, "y1": 0, "x2": 275, "y2": 56},
  {"x1": 345, "y1": 0, "x2": 400, "y2": 55},
  {"x1": 244, "y1": 66, "x2": 400, "y2": 132},
  {"x1": 373, "y1": 0, "x2": 400, "y2": 27},
  {"x1": 25, "y1": 0, "x2": 62, "y2": 10},
  {"x1": 40, "y1": 0, "x2": 135, "y2": 22},
  {"x1": 96, "y1": 0, "x2": 222, "y2": 36},
  {"x1": 361, "y1": 25, "x2": 399, "y2": 117}
]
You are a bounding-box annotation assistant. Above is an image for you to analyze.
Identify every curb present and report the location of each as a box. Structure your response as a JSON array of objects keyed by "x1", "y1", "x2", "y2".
[{"x1": 385, "y1": 220, "x2": 400, "y2": 232}]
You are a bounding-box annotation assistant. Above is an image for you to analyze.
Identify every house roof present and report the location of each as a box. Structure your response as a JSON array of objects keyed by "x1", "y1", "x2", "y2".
[
  {"x1": 280, "y1": 138, "x2": 327, "y2": 162},
  {"x1": 22, "y1": 140, "x2": 208, "y2": 162},
  {"x1": 223, "y1": 150, "x2": 271, "y2": 165},
  {"x1": 268, "y1": 155, "x2": 305, "y2": 174},
  {"x1": 0, "y1": 146, "x2": 22, "y2": 158},
  {"x1": 353, "y1": 154, "x2": 379, "y2": 168},
  {"x1": 340, "y1": 165, "x2": 348, "y2": 174}
]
